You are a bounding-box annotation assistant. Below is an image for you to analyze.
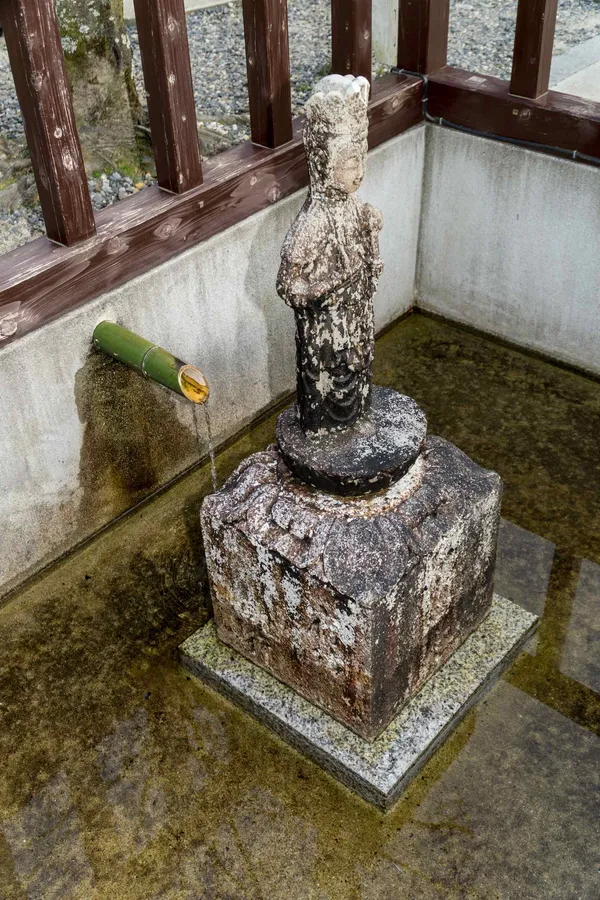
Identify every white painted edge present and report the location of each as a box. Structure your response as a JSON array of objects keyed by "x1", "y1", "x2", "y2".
[{"x1": 124, "y1": 0, "x2": 225, "y2": 22}]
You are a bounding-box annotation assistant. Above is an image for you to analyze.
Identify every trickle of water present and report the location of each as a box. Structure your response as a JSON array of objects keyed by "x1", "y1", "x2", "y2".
[{"x1": 194, "y1": 401, "x2": 218, "y2": 492}]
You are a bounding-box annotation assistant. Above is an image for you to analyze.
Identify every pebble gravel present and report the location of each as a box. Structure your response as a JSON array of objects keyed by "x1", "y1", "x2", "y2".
[
  {"x1": 448, "y1": 0, "x2": 600, "y2": 80},
  {"x1": 127, "y1": 0, "x2": 332, "y2": 150},
  {"x1": 0, "y1": 0, "x2": 598, "y2": 252}
]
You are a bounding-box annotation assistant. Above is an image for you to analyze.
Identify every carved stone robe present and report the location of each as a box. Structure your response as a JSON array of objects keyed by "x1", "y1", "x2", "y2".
[{"x1": 277, "y1": 192, "x2": 383, "y2": 434}]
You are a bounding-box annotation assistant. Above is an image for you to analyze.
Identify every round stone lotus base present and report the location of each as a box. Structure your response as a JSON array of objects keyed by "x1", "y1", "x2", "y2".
[{"x1": 275, "y1": 386, "x2": 427, "y2": 495}]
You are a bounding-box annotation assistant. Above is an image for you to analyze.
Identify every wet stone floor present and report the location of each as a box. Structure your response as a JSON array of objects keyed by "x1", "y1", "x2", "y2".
[{"x1": 1, "y1": 313, "x2": 599, "y2": 899}]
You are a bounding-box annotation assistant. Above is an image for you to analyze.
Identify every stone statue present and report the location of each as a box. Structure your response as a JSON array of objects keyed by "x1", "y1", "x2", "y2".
[
  {"x1": 197, "y1": 73, "x2": 504, "y2": 751},
  {"x1": 277, "y1": 74, "x2": 383, "y2": 434},
  {"x1": 275, "y1": 75, "x2": 426, "y2": 495}
]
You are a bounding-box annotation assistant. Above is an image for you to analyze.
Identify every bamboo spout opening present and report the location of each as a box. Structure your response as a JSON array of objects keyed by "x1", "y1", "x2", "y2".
[{"x1": 178, "y1": 365, "x2": 210, "y2": 404}]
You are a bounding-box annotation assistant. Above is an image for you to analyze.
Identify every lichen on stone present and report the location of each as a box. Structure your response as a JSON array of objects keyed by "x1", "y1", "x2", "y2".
[{"x1": 276, "y1": 75, "x2": 383, "y2": 436}]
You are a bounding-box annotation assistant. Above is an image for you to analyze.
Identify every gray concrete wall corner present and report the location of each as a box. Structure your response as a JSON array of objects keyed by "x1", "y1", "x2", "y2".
[{"x1": 416, "y1": 124, "x2": 600, "y2": 377}]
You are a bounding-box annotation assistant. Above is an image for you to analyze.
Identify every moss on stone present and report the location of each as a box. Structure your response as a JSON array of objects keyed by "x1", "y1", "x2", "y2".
[{"x1": 56, "y1": 0, "x2": 143, "y2": 175}]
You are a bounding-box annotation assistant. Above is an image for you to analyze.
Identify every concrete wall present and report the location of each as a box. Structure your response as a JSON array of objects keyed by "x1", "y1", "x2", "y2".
[
  {"x1": 0, "y1": 127, "x2": 425, "y2": 599},
  {"x1": 417, "y1": 126, "x2": 600, "y2": 376}
]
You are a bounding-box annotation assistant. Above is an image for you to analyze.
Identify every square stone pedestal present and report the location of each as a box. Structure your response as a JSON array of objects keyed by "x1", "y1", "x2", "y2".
[
  {"x1": 180, "y1": 595, "x2": 537, "y2": 810},
  {"x1": 201, "y1": 436, "x2": 502, "y2": 741}
]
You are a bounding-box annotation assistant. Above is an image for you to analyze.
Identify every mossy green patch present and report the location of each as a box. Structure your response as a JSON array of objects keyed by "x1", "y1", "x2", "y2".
[{"x1": 1, "y1": 313, "x2": 598, "y2": 898}]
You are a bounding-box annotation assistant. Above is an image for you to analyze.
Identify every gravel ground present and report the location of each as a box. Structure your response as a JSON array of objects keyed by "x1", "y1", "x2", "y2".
[
  {"x1": 127, "y1": 0, "x2": 333, "y2": 150},
  {"x1": 0, "y1": 0, "x2": 598, "y2": 253},
  {"x1": 448, "y1": 0, "x2": 600, "y2": 80}
]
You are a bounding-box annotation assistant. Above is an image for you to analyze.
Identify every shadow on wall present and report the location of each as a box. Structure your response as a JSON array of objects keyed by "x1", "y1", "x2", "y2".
[
  {"x1": 72, "y1": 347, "x2": 211, "y2": 617},
  {"x1": 74, "y1": 349, "x2": 199, "y2": 532}
]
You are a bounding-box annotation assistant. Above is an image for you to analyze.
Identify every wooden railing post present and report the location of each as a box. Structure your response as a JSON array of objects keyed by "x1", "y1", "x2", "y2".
[
  {"x1": 510, "y1": 0, "x2": 559, "y2": 99},
  {"x1": 397, "y1": 0, "x2": 450, "y2": 74},
  {"x1": 242, "y1": 0, "x2": 293, "y2": 147},
  {"x1": 133, "y1": 0, "x2": 203, "y2": 192},
  {"x1": 331, "y1": 0, "x2": 372, "y2": 83},
  {"x1": 1, "y1": 0, "x2": 95, "y2": 247}
]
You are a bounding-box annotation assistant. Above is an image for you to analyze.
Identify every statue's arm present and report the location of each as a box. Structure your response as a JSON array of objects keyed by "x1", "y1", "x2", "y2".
[
  {"x1": 277, "y1": 207, "x2": 318, "y2": 308},
  {"x1": 364, "y1": 202, "x2": 383, "y2": 233},
  {"x1": 277, "y1": 207, "x2": 347, "y2": 308},
  {"x1": 277, "y1": 257, "x2": 343, "y2": 308},
  {"x1": 362, "y1": 202, "x2": 384, "y2": 280}
]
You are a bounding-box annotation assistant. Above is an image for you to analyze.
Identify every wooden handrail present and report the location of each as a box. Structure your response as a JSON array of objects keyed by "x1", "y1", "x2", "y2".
[
  {"x1": 1, "y1": 0, "x2": 95, "y2": 246},
  {"x1": 397, "y1": 0, "x2": 450, "y2": 74},
  {"x1": 0, "y1": 0, "x2": 599, "y2": 350},
  {"x1": 0, "y1": 76, "x2": 423, "y2": 347},
  {"x1": 242, "y1": 0, "x2": 293, "y2": 147},
  {"x1": 510, "y1": 0, "x2": 559, "y2": 99},
  {"x1": 133, "y1": 0, "x2": 203, "y2": 192},
  {"x1": 428, "y1": 67, "x2": 600, "y2": 158},
  {"x1": 331, "y1": 0, "x2": 373, "y2": 83}
]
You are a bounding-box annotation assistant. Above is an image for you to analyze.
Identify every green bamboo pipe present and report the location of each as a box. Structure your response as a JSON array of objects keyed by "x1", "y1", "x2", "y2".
[{"x1": 92, "y1": 321, "x2": 209, "y2": 404}]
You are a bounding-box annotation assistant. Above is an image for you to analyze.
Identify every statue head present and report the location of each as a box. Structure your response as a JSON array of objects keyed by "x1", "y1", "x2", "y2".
[{"x1": 304, "y1": 74, "x2": 370, "y2": 198}]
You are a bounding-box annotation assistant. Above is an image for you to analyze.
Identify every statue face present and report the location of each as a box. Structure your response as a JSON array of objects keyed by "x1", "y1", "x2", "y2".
[
  {"x1": 330, "y1": 138, "x2": 367, "y2": 194},
  {"x1": 304, "y1": 75, "x2": 371, "y2": 198}
]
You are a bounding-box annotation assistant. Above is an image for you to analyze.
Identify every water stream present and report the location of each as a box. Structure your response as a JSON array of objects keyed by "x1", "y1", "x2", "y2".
[{"x1": 194, "y1": 400, "x2": 218, "y2": 493}]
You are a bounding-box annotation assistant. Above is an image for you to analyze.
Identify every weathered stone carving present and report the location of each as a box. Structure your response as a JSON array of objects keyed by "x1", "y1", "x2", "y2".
[
  {"x1": 201, "y1": 439, "x2": 502, "y2": 741},
  {"x1": 275, "y1": 74, "x2": 426, "y2": 495},
  {"x1": 276, "y1": 75, "x2": 381, "y2": 434},
  {"x1": 200, "y1": 74, "x2": 503, "y2": 743}
]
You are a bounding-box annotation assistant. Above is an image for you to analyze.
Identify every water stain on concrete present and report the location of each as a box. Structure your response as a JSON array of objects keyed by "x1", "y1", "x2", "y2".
[
  {"x1": 75, "y1": 349, "x2": 199, "y2": 531},
  {"x1": 0, "y1": 313, "x2": 599, "y2": 898}
]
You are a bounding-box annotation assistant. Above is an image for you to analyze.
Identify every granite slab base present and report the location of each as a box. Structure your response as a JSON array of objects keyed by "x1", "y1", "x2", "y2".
[{"x1": 179, "y1": 595, "x2": 537, "y2": 811}]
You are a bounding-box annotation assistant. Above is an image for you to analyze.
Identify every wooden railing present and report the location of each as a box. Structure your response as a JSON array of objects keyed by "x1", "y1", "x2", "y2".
[
  {"x1": 0, "y1": 0, "x2": 598, "y2": 346},
  {"x1": 2, "y1": 0, "x2": 96, "y2": 246},
  {"x1": 400, "y1": 0, "x2": 600, "y2": 161}
]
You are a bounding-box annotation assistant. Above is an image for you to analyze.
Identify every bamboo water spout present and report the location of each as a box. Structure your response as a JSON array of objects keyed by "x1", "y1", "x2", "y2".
[{"x1": 92, "y1": 321, "x2": 209, "y2": 404}]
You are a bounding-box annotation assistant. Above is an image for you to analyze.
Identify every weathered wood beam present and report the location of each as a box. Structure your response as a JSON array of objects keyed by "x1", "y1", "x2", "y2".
[
  {"x1": 428, "y1": 67, "x2": 600, "y2": 158},
  {"x1": 133, "y1": 0, "x2": 203, "y2": 192},
  {"x1": 242, "y1": 0, "x2": 293, "y2": 148},
  {"x1": 1, "y1": 0, "x2": 95, "y2": 246},
  {"x1": 397, "y1": 0, "x2": 450, "y2": 74},
  {"x1": 0, "y1": 75, "x2": 422, "y2": 347},
  {"x1": 331, "y1": 0, "x2": 372, "y2": 83},
  {"x1": 510, "y1": 0, "x2": 559, "y2": 99}
]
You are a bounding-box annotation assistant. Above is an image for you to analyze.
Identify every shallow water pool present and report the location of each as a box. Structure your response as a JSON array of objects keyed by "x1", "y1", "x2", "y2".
[{"x1": 1, "y1": 312, "x2": 598, "y2": 899}]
